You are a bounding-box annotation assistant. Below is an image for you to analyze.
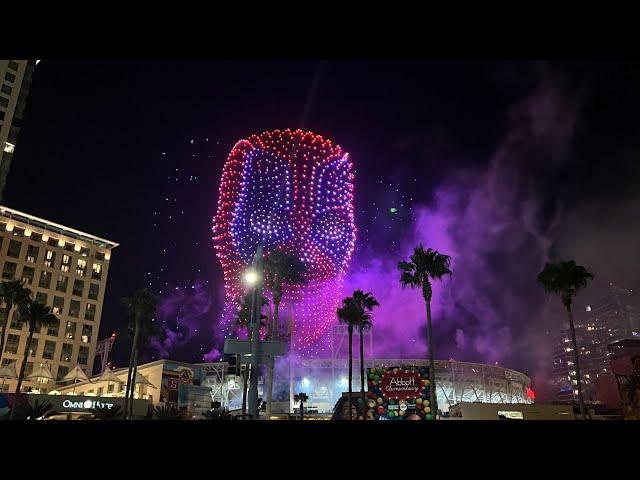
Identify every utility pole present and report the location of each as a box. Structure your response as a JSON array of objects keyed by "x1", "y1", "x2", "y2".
[{"x1": 247, "y1": 243, "x2": 264, "y2": 419}]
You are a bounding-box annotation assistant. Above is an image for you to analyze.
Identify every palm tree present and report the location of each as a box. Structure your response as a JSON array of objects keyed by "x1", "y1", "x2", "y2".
[
  {"x1": 121, "y1": 288, "x2": 158, "y2": 420},
  {"x1": 14, "y1": 300, "x2": 58, "y2": 394},
  {"x1": 264, "y1": 249, "x2": 305, "y2": 338},
  {"x1": 351, "y1": 290, "x2": 379, "y2": 420},
  {"x1": 235, "y1": 293, "x2": 268, "y2": 415},
  {"x1": 336, "y1": 297, "x2": 361, "y2": 420},
  {"x1": 153, "y1": 404, "x2": 182, "y2": 420},
  {"x1": 0, "y1": 280, "x2": 31, "y2": 364},
  {"x1": 398, "y1": 245, "x2": 452, "y2": 420},
  {"x1": 537, "y1": 260, "x2": 594, "y2": 420},
  {"x1": 263, "y1": 249, "x2": 305, "y2": 418}
]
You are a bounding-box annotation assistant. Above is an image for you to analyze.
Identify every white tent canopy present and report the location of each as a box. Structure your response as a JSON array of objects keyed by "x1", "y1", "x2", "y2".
[
  {"x1": 27, "y1": 364, "x2": 55, "y2": 381},
  {"x1": 98, "y1": 369, "x2": 123, "y2": 384},
  {"x1": 0, "y1": 362, "x2": 17, "y2": 379},
  {"x1": 62, "y1": 365, "x2": 92, "y2": 384},
  {"x1": 128, "y1": 372, "x2": 157, "y2": 389}
]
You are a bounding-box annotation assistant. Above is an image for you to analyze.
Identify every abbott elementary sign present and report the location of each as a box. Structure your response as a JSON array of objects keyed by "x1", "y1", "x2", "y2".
[
  {"x1": 62, "y1": 399, "x2": 115, "y2": 410},
  {"x1": 379, "y1": 370, "x2": 423, "y2": 399}
]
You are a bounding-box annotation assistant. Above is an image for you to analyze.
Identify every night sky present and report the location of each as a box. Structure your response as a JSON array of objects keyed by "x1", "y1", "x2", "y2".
[{"x1": 4, "y1": 60, "x2": 640, "y2": 396}]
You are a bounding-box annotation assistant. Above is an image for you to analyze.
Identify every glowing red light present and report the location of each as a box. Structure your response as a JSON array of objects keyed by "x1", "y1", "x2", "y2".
[{"x1": 526, "y1": 386, "x2": 535, "y2": 400}]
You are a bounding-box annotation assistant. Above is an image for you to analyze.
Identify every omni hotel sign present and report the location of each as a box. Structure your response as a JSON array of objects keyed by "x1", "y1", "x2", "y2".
[{"x1": 62, "y1": 399, "x2": 115, "y2": 411}]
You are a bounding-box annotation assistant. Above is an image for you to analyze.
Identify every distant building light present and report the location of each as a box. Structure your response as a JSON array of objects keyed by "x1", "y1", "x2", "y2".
[
  {"x1": 586, "y1": 305, "x2": 591, "y2": 312},
  {"x1": 4, "y1": 142, "x2": 15, "y2": 154},
  {"x1": 36, "y1": 60, "x2": 41, "y2": 65}
]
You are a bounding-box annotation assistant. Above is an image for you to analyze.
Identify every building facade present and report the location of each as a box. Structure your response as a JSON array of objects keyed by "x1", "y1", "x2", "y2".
[
  {"x1": 0, "y1": 205, "x2": 117, "y2": 392},
  {"x1": 552, "y1": 284, "x2": 639, "y2": 403},
  {"x1": 0, "y1": 60, "x2": 36, "y2": 199}
]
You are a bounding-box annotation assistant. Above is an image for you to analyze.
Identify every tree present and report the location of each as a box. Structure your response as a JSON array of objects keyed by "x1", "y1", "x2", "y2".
[
  {"x1": 294, "y1": 392, "x2": 308, "y2": 420},
  {"x1": 121, "y1": 289, "x2": 158, "y2": 420},
  {"x1": 235, "y1": 293, "x2": 268, "y2": 415},
  {"x1": 537, "y1": 260, "x2": 594, "y2": 420},
  {"x1": 14, "y1": 300, "x2": 58, "y2": 394},
  {"x1": 263, "y1": 249, "x2": 305, "y2": 418},
  {"x1": 153, "y1": 404, "x2": 182, "y2": 420},
  {"x1": 351, "y1": 290, "x2": 379, "y2": 420},
  {"x1": 398, "y1": 245, "x2": 451, "y2": 420},
  {"x1": 0, "y1": 280, "x2": 31, "y2": 364},
  {"x1": 336, "y1": 297, "x2": 362, "y2": 420}
]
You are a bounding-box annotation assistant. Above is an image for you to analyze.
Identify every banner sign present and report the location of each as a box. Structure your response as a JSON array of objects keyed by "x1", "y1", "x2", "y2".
[{"x1": 366, "y1": 366, "x2": 434, "y2": 420}]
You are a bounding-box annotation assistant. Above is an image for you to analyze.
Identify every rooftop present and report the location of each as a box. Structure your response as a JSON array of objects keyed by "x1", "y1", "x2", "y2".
[{"x1": 0, "y1": 204, "x2": 119, "y2": 249}]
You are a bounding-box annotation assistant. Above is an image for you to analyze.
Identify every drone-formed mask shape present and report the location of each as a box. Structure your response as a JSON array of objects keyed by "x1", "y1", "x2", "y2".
[{"x1": 213, "y1": 129, "x2": 356, "y2": 356}]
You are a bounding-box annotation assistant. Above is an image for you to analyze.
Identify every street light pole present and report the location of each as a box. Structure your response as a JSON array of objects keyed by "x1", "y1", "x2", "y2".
[{"x1": 247, "y1": 243, "x2": 264, "y2": 419}]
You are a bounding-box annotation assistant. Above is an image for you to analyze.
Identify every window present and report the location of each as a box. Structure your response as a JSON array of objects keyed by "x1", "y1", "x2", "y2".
[
  {"x1": 80, "y1": 247, "x2": 90, "y2": 257},
  {"x1": 24, "y1": 362, "x2": 33, "y2": 377},
  {"x1": 25, "y1": 338, "x2": 38, "y2": 357},
  {"x1": 52, "y1": 296, "x2": 64, "y2": 315},
  {"x1": 42, "y1": 340, "x2": 56, "y2": 360},
  {"x1": 4, "y1": 72, "x2": 15, "y2": 83},
  {"x1": 65, "y1": 321, "x2": 76, "y2": 340},
  {"x1": 81, "y1": 324, "x2": 92, "y2": 343},
  {"x1": 30, "y1": 232, "x2": 42, "y2": 242},
  {"x1": 91, "y1": 263, "x2": 102, "y2": 280},
  {"x1": 5, "y1": 334, "x2": 19, "y2": 354},
  {"x1": 36, "y1": 292, "x2": 49, "y2": 305},
  {"x1": 25, "y1": 244, "x2": 39, "y2": 263},
  {"x1": 73, "y1": 279, "x2": 84, "y2": 297},
  {"x1": 85, "y1": 303, "x2": 96, "y2": 321},
  {"x1": 56, "y1": 274, "x2": 68, "y2": 293},
  {"x1": 21, "y1": 266, "x2": 35, "y2": 285},
  {"x1": 38, "y1": 270, "x2": 52, "y2": 289},
  {"x1": 0, "y1": 96, "x2": 8, "y2": 108},
  {"x1": 1, "y1": 84, "x2": 12, "y2": 95},
  {"x1": 8, "y1": 60, "x2": 19, "y2": 71},
  {"x1": 47, "y1": 237, "x2": 58, "y2": 247},
  {"x1": 57, "y1": 366, "x2": 69, "y2": 381},
  {"x1": 12, "y1": 227, "x2": 24, "y2": 238},
  {"x1": 78, "y1": 346, "x2": 89, "y2": 365},
  {"x1": 60, "y1": 343, "x2": 73, "y2": 362},
  {"x1": 7, "y1": 239, "x2": 22, "y2": 258},
  {"x1": 43, "y1": 249, "x2": 56, "y2": 268},
  {"x1": 69, "y1": 299, "x2": 80, "y2": 318},
  {"x1": 10, "y1": 311, "x2": 21, "y2": 329},
  {"x1": 107, "y1": 383, "x2": 114, "y2": 393},
  {"x1": 2, "y1": 261, "x2": 17, "y2": 279},
  {"x1": 47, "y1": 318, "x2": 59, "y2": 337},
  {"x1": 64, "y1": 242, "x2": 75, "y2": 252},
  {"x1": 76, "y1": 259, "x2": 87, "y2": 277},
  {"x1": 95, "y1": 251, "x2": 105, "y2": 261},
  {"x1": 97, "y1": 387, "x2": 104, "y2": 395},
  {"x1": 1, "y1": 358, "x2": 12, "y2": 366},
  {"x1": 60, "y1": 254, "x2": 71, "y2": 272},
  {"x1": 88, "y1": 283, "x2": 99, "y2": 300}
]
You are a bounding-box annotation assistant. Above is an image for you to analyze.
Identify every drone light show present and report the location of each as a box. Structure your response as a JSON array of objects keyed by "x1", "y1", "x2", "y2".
[{"x1": 213, "y1": 129, "x2": 356, "y2": 356}]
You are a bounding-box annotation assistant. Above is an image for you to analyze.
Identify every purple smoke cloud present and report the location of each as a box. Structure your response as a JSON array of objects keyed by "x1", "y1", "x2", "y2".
[{"x1": 342, "y1": 70, "x2": 580, "y2": 383}]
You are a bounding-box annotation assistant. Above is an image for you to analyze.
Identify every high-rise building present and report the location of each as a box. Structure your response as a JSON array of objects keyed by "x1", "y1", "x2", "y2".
[
  {"x1": 0, "y1": 205, "x2": 118, "y2": 393},
  {"x1": 552, "y1": 284, "x2": 639, "y2": 403},
  {"x1": 0, "y1": 60, "x2": 37, "y2": 200}
]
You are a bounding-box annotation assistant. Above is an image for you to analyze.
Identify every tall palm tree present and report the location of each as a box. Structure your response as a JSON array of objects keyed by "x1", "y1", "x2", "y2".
[
  {"x1": 263, "y1": 249, "x2": 305, "y2": 418},
  {"x1": 121, "y1": 288, "x2": 158, "y2": 419},
  {"x1": 14, "y1": 300, "x2": 58, "y2": 393},
  {"x1": 351, "y1": 290, "x2": 379, "y2": 420},
  {"x1": 0, "y1": 280, "x2": 31, "y2": 364},
  {"x1": 537, "y1": 260, "x2": 594, "y2": 420},
  {"x1": 235, "y1": 293, "x2": 268, "y2": 415},
  {"x1": 264, "y1": 249, "x2": 305, "y2": 338},
  {"x1": 398, "y1": 245, "x2": 451, "y2": 420},
  {"x1": 336, "y1": 296, "x2": 362, "y2": 420}
]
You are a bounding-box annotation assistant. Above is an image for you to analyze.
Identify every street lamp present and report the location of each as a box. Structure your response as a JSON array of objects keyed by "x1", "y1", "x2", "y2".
[{"x1": 243, "y1": 268, "x2": 260, "y2": 286}]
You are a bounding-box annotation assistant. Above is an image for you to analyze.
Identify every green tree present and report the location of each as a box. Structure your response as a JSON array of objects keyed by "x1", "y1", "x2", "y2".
[
  {"x1": 121, "y1": 289, "x2": 158, "y2": 420},
  {"x1": 14, "y1": 300, "x2": 58, "y2": 394},
  {"x1": 336, "y1": 296, "x2": 367, "y2": 420},
  {"x1": 153, "y1": 404, "x2": 182, "y2": 420},
  {"x1": 0, "y1": 280, "x2": 31, "y2": 364},
  {"x1": 537, "y1": 260, "x2": 594, "y2": 420},
  {"x1": 351, "y1": 290, "x2": 379, "y2": 420},
  {"x1": 398, "y1": 245, "x2": 451, "y2": 420},
  {"x1": 235, "y1": 293, "x2": 268, "y2": 415}
]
